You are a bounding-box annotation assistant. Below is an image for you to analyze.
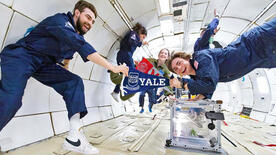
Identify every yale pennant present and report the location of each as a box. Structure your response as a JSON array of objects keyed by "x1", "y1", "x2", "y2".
[{"x1": 121, "y1": 68, "x2": 169, "y2": 96}]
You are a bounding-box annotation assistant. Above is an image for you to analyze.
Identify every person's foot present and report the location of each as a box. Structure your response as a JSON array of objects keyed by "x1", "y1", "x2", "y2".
[
  {"x1": 63, "y1": 130, "x2": 99, "y2": 154},
  {"x1": 148, "y1": 106, "x2": 152, "y2": 113},
  {"x1": 139, "y1": 108, "x2": 144, "y2": 113},
  {"x1": 111, "y1": 92, "x2": 119, "y2": 102}
]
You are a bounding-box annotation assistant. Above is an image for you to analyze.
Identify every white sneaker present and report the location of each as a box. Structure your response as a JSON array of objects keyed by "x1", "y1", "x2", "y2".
[
  {"x1": 111, "y1": 92, "x2": 119, "y2": 102},
  {"x1": 63, "y1": 130, "x2": 99, "y2": 154}
]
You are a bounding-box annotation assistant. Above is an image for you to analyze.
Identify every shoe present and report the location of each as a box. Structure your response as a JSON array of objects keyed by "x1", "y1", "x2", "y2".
[
  {"x1": 148, "y1": 105, "x2": 152, "y2": 113},
  {"x1": 111, "y1": 92, "x2": 119, "y2": 102},
  {"x1": 139, "y1": 108, "x2": 144, "y2": 113},
  {"x1": 63, "y1": 130, "x2": 99, "y2": 154}
]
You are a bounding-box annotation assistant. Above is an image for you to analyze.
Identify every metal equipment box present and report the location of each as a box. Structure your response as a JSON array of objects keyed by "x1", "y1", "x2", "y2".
[{"x1": 166, "y1": 89, "x2": 224, "y2": 152}]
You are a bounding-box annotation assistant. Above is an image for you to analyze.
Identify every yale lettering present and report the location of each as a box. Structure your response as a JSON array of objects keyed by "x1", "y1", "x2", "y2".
[{"x1": 139, "y1": 78, "x2": 166, "y2": 86}]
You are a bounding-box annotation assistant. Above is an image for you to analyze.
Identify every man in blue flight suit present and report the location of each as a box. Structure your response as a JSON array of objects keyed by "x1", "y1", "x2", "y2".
[
  {"x1": 168, "y1": 15, "x2": 276, "y2": 101},
  {"x1": 0, "y1": 0, "x2": 128, "y2": 154}
]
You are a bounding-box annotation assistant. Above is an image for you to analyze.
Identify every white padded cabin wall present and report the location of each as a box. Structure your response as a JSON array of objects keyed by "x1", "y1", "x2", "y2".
[
  {"x1": 265, "y1": 69, "x2": 276, "y2": 125},
  {"x1": 0, "y1": 0, "x2": 128, "y2": 151},
  {"x1": 249, "y1": 69, "x2": 272, "y2": 122},
  {"x1": 212, "y1": 83, "x2": 231, "y2": 110}
]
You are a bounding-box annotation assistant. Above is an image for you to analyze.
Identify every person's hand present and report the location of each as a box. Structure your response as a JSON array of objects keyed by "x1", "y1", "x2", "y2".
[
  {"x1": 214, "y1": 9, "x2": 220, "y2": 18},
  {"x1": 63, "y1": 65, "x2": 69, "y2": 70},
  {"x1": 214, "y1": 27, "x2": 220, "y2": 35},
  {"x1": 134, "y1": 60, "x2": 139, "y2": 66},
  {"x1": 112, "y1": 63, "x2": 129, "y2": 76},
  {"x1": 169, "y1": 78, "x2": 182, "y2": 88},
  {"x1": 187, "y1": 94, "x2": 205, "y2": 101},
  {"x1": 62, "y1": 59, "x2": 70, "y2": 70},
  {"x1": 142, "y1": 41, "x2": 148, "y2": 45}
]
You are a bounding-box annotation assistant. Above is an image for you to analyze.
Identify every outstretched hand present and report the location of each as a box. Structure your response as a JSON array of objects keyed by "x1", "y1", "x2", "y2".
[
  {"x1": 214, "y1": 9, "x2": 220, "y2": 18},
  {"x1": 169, "y1": 78, "x2": 182, "y2": 88},
  {"x1": 187, "y1": 94, "x2": 205, "y2": 101},
  {"x1": 112, "y1": 63, "x2": 129, "y2": 77},
  {"x1": 142, "y1": 41, "x2": 148, "y2": 45},
  {"x1": 214, "y1": 27, "x2": 220, "y2": 35}
]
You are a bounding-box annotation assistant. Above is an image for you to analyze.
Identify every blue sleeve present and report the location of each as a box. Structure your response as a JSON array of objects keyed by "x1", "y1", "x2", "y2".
[
  {"x1": 196, "y1": 18, "x2": 219, "y2": 48},
  {"x1": 65, "y1": 56, "x2": 73, "y2": 60},
  {"x1": 202, "y1": 92, "x2": 213, "y2": 99},
  {"x1": 182, "y1": 77, "x2": 216, "y2": 97},
  {"x1": 45, "y1": 19, "x2": 96, "y2": 62},
  {"x1": 128, "y1": 31, "x2": 142, "y2": 47},
  {"x1": 182, "y1": 55, "x2": 219, "y2": 98}
]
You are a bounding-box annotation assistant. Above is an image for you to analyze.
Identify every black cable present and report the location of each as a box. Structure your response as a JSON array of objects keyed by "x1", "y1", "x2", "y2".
[{"x1": 221, "y1": 133, "x2": 237, "y2": 147}]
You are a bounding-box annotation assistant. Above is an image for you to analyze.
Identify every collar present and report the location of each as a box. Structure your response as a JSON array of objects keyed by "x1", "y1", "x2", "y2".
[
  {"x1": 66, "y1": 12, "x2": 78, "y2": 33},
  {"x1": 189, "y1": 59, "x2": 197, "y2": 71},
  {"x1": 189, "y1": 59, "x2": 197, "y2": 80}
]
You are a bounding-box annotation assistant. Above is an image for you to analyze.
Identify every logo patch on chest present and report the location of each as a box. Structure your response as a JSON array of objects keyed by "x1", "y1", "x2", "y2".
[{"x1": 194, "y1": 60, "x2": 199, "y2": 69}]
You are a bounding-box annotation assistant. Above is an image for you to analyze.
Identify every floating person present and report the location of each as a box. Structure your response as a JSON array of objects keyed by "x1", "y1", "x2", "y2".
[
  {"x1": 139, "y1": 48, "x2": 171, "y2": 113},
  {"x1": 0, "y1": 0, "x2": 128, "y2": 154},
  {"x1": 168, "y1": 16, "x2": 276, "y2": 100},
  {"x1": 111, "y1": 23, "x2": 148, "y2": 102}
]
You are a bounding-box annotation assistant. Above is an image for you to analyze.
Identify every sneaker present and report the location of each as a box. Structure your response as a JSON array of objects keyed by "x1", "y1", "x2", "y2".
[
  {"x1": 111, "y1": 92, "x2": 119, "y2": 102},
  {"x1": 63, "y1": 130, "x2": 99, "y2": 154},
  {"x1": 139, "y1": 108, "x2": 144, "y2": 113}
]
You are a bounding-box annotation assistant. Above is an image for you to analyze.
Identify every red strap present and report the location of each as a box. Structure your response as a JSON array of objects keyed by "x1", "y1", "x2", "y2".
[{"x1": 253, "y1": 141, "x2": 276, "y2": 147}]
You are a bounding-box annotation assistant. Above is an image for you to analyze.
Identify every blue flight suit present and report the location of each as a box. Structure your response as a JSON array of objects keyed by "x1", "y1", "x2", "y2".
[
  {"x1": 190, "y1": 18, "x2": 219, "y2": 107},
  {"x1": 194, "y1": 18, "x2": 219, "y2": 52},
  {"x1": 0, "y1": 12, "x2": 96, "y2": 131},
  {"x1": 183, "y1": 17, "x2": 276, "y2": 99},
  {"x1": 139, "y1": 88, "x2": 157, "y2": 110},
  {"x1": 113, "y1": 31, "x2": 142, "y2": 93}
]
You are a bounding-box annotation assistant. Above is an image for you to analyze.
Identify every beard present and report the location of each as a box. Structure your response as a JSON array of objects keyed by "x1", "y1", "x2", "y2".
[{"x1": 76, "y1": 18, "x2": 87, "y2": 35}]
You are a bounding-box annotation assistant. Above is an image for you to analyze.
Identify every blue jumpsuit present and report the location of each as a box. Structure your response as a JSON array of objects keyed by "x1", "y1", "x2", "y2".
[
  {"x1": 0, "y1": 12, "x2": 96, "y2": 131},
  {"x1": 191, "y1": 18, "x2": 219, "y2": 114},
  {"x1": 113, "y1": 31, "x2": 142, "y2": 93},
  {"x1": 183, "y1": 17, "x2": 276, "y2": 99},
  {"x1": 194, "y1": 18, "x2": 219, "y2": 52}
]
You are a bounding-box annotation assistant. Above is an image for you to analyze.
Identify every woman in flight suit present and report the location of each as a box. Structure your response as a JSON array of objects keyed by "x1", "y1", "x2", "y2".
[
  {"x1": 111, "y1": 23, "x2": 148, "y2": 102},
  {"x1": 168, "y1": 16, "x2": 276, "y2": 100}
]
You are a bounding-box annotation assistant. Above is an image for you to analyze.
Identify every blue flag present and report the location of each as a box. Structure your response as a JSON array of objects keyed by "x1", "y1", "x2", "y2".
[{"x1": 121, "y1": 68, "x2": 170, "y2": 96}]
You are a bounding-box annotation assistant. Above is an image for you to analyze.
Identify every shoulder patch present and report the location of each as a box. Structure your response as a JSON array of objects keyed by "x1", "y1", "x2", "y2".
[
  {"x1": 65, "y1": 21, "x2": 75, "y2": 31},
  {"x1": 130, "y1": 33, "x2": 137, "y2": 40}
]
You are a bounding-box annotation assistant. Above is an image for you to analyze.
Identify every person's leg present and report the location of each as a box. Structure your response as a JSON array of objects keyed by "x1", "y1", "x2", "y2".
[
  {"x1": 111, "y1": 84, "x2": 120, "y2": 102},
  {"x1": 258, "y1": 17, "x2": 276, "y2": 66},
  {"x1": 148, "y1": 89, "x2": 157, "y2": 112},
  {"x1": 33, "y1": 64, "x2": 87, "y2": 119},
  {"x1": 240, "y1": 17, "x2": 276, "y2": 61},
  {"x1": 0, "y1": 48, "x2": 34, "y2": 132},
  {"x1": 113, "y1": 84, "x2": 120, "y2": 93},
  {"x1": 139, "y1": 91, "x2": 146, "y2": 113},
  {"x1": 112, "y1": 54, "x2": 134, "y2": 98},
  {"x1": 32, "y1": 64, "x2": 98, "y2": 154}
]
